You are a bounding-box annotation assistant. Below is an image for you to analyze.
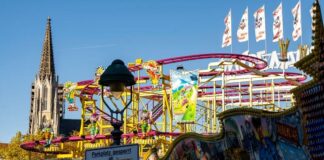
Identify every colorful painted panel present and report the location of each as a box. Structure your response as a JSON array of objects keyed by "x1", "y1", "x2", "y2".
[
  {"x1": 164, "y1": 110, "x2": 310, "y2": 160},
  {"x1": 142, "y1": 60, "x2": 161, "y2": 87},
  {"x1": 63, "y1": 81, "x2": 78, "y2": 111},
  {"x1": 170, "y1": 70, "x2": 198, "y2": 123}
]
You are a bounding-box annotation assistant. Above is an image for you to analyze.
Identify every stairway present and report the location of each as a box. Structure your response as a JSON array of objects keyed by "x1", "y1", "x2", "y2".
[{"x1": 152, "y1": 101, "x2": 163, "y2": 122}]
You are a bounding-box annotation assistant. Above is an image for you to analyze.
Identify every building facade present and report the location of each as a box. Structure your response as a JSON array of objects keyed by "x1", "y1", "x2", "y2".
[
  {"x1": 29, "y1": 18, "x2": 64, "y2": 135},
  {"x1": 292, "y1": 0, "x2": 324, "y2": 159}
]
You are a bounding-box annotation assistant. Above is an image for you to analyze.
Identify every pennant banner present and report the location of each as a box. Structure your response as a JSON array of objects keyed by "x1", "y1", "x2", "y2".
[
  {"x1": 292, "y1": 1, "x2": 302, "y2": 41},
  {"x1": 273, "y1": 3, "x2": 283, "y2": 42},
  {"x1": 254, "y1": 6, "x2": 266, "y2": 42},
  {"x1": 237, "y1": 7, "x2": 249, "y2": 42},
  {"x1": 222, "y1": 10, "x2": 232, "y2": 48},
  {"x1": 171, "y1": 70, "x2": 198, "y2": 123}
]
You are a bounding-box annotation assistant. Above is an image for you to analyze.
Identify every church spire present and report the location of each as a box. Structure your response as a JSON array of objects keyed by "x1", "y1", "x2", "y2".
[{"x1": 39, "y1": 17, "x2": 55, "y2": 80}]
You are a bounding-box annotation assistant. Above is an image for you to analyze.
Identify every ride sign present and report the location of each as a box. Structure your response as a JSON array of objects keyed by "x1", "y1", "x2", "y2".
[{"x1": 85, "y1": 144, "x2": 139, "y2": 160}]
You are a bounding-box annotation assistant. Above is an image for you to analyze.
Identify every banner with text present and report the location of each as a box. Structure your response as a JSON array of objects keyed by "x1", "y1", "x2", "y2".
[{"x1": 85, "y1": 144, "x2": 139, "y2": 160}]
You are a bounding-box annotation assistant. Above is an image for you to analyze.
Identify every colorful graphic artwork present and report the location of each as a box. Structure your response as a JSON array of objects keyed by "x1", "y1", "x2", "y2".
[
  {"x1": 142, "y1": 60, "x2": 161, "y2": 87},
  {"x1": 88, "y1": 113, "x2": 99, "y2": 143},
  {"x1": 170, "y1": 70, "x2": 198, "y2": 123},
  {"x1": 42, "y1": 122, "x2": 54, "y2": 148},
  {"x1": 140, "y1": 109, "x2": 153, "y2": 138},
  {"x1": 63, "y1": 81, "x2": 78, "y2": 111},
  {"x1": 94, "y1": 66, "x2": 104, "y2": 84},
  {"x1": 164, "y1": 110, "x2": 310, "y2": 160}
]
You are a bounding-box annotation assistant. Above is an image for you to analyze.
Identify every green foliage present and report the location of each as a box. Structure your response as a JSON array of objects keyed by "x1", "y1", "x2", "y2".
[
  {"x1": 0, "y1": 131, "x2": 44, "y2": 160},
  {"x1": 0, "y1": 130, "x2": 86, "y2": 159}
]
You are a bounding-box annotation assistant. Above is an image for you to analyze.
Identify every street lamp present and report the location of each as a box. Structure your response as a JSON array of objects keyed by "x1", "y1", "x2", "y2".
[{"x1": 99, "y1": 59, "x2": 135, "y2": 145}]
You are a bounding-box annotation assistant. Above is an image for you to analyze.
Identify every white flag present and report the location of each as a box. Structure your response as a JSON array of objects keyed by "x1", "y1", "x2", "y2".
[
  {"x1": 237, "y1": 7, "x2": 249, "y2": 42},
  {"x1": 254, "y1": 6, "x2": 266, "y2": 42},
  {"x1": 222, "y1": 10, "x2": 232, "y2": 48},
  {"x1": 292, "y1": 1, "x2": 302, "y2": 41},
  {"x1": 273, "y1": 3, "x2": 283, "y2": 42}
]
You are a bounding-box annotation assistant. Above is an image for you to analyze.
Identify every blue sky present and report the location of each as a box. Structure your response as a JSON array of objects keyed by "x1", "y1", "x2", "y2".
[{"x1": 0, "y1": 0, "x2": 321, "y2": 142}]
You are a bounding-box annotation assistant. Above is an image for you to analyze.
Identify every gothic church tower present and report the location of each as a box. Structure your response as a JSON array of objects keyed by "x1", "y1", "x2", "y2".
[{"x1": 29, "y1": 18, "x2": 64, "y2": 135}]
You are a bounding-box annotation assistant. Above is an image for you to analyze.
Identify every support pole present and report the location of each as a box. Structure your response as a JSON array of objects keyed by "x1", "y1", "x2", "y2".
[
  {"x1": 271, "y1": 79, "x2": 275, "y2": 111},
  {"x1": 160, "y1": 66, "x2": 166, "y2": 153},
  {"x1": 213, "y1": 81, "x2": 217, "y2": 132},
  {"x1": 249, "y1": 78, "x2": 253, "y2": 107},
  {"x1": 277, "y1": 89, "x2": 280, "y2": 109},
  {"x1": 239, "y1": 82, "x2": 242, "y2": 106},
  {"x1": 207, "y1": 100, "x2": 210, "y2": 133},
  {"x1": 169, "y1": 92, "x2": 172, "y2": 144},
  {"x1": 80, "y1": 100, "x2": 85, "y2": 136},
  {"x1": 100, "y1": 96, "x2": 104, "y2": 135},
  {"x1": 123, "y1": 93, "x2": 127, "y2": 144},
  {"x1": 131, "y1": 85, "x2": 135, "y2": 143},
  {"x1": 221, "y1": 72, "x2": 225, "y2": 111}
]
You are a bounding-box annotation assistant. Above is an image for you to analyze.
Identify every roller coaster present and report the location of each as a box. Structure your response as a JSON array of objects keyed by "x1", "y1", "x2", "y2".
[{"x1": 21, "y1": 53, "x2": 306, "y2": 159}]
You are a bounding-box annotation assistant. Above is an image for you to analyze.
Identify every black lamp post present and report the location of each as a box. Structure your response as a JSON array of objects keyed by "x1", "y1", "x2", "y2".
[{"x1": 99, "y1": 59, "x2": 135, "y2": 145}]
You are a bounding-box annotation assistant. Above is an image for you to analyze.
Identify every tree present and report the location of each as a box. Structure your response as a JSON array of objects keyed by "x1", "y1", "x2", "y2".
[
  {"x1": 0, "y1": 130, "x2": 89, "y2": 159},
  {"x1": 0, "y1": 131, "x2": 44, "y2": 160}
]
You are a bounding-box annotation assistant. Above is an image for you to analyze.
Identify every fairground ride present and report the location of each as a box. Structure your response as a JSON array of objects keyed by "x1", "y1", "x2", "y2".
[{"x1": 20, "y1": 53, "x2": 306, "y2": 159}]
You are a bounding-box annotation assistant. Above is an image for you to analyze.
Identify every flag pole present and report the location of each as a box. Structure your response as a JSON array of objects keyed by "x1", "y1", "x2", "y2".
[
  {"x1": 264, "y1": 5, "x2": 267, "y2": 53},
  {"x1": 300, "y1": 0, "x2": 303, "y2": 45},
  {"x1": 247, "y1": 7, "x2": 250, "y2": 52},
  {"x1": 248, "y1": 38, "x2": 250, "y2": 52},
  {"x1": 300, "y1": 27, "x2": 303, "y2": 45},
  {"x1": 264, "y1": 37, "x2": 267, "y2": 54},
  {"x1": 300, "y1": 0, "x2": 304, "y2": 78},
  {"x1": 281, "y1": 1, "x2": 286, "y2": 75},
  {"x1": 231, "y1": 44, "x2": 233, "y2": 53},
  {"x1": 231, "y1": 9, "x2": 233, "y2": 53}
]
